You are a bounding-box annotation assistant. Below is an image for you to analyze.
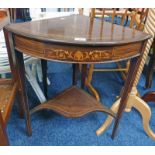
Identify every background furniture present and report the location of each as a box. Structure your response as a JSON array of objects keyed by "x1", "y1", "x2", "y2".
[
  {"x1": 0, "y1": 79, "x2": 17, "y2": 145},
  {"x1": 144, "y1": 38, "x2": 155, "y2": 88},
  {"x1": 142, "y1": 40, "x2": 155, "y2": 105},
  {"x1": 4, "y1": 14, "x2": 150, "y2": 139},
  {"x1": 86, "y1": 8, "x2": 149, "y2": 101},
  {"x1": 0, "y1": 10, "x2": 15, "y2": 146},
  {"x1": 97, "y1": 8, "x2": 155, "y2": 140},
  {"x1": 0, "y1": 10, "x2": 31, "y2": 145},
  {"x1": 0, "y1": 9, "x2": 47, "y2": 103}
]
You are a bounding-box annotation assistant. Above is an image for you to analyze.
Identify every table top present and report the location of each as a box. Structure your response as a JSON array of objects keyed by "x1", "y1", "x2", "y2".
[{"x1": 4, "y1": 14, "x2": 150, "y2": 47}]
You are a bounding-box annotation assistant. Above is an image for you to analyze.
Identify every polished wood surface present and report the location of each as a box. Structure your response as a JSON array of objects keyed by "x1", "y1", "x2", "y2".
[
  {"x1": 5, "y1": 15, "x2": 150, "y2": 46},
  {"x1": 14, "y1": 48, "x2": 32, "y2": 136},
  {"x1": 4, "y1": 14, "x2": 151, "y2": 139},
  {"x1": 13, "y1": 35, "x2": 142, "y2": 63},
  {"x1": 31, "y1": 86, "x2": 116, "y2": 118},
  {"x1": 142, "y1": 91, "x2": 155, "y2": 102}
]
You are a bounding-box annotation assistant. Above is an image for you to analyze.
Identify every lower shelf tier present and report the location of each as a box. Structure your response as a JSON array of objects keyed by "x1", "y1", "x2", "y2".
[{"x1": 30, "y1": 86, "x2": 116, "y2": 118}]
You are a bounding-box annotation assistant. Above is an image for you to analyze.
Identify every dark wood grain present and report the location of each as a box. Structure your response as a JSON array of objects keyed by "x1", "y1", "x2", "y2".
[
  {"x1": 5, "y1": 15, "x2": 150, "y2": 46},
  {"x1": 81, "y1": 64, "x2": 87, "y2": 89},
  {"x1": 30, "y1": 86, "x2": 116, "y2": 118},
  {"x1": 72, "y1": 64, "x2": 79, "y2": 85},
  {"x1": 13, "y1": 35, "x2": 143, "y2": 63},
  {"x1": 142, "y1": 91, "x2": 155, "y2": 102},
  {"x1": 41, "y1": 59, "x2": 48, "y2": 98},
  {"x1": 4, "y1": 30, "x2": 32, "y2": 136},
  {"x1": 111, "y1": 41, "x2": 147, "y2": 139},
  {"x1": 14, "y1": 49, "x2": 32, "y2": 136}
]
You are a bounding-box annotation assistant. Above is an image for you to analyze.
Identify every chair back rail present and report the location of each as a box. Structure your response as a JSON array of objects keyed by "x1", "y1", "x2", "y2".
[
  {"x1": 83, "y1": 8, "x2": 149, "y2": 100},
  {"x1": 90, "y1": 8, "x2": 148, "y2": 30}
]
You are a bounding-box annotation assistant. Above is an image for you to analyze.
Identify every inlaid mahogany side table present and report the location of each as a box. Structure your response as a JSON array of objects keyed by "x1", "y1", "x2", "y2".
[{"x1": 3, "y1": 15, "x2": 150, "y2": 139}]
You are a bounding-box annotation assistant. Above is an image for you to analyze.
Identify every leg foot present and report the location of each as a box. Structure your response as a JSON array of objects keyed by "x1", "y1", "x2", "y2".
[
  {"x1": 15, "y1": 50, "x2": 32, "y2": 136},
  {"x1": 133, "y1": 96, "x2": 155, "y2": 140}
]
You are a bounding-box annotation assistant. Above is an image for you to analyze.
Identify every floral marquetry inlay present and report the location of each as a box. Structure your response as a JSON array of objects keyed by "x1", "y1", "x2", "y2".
[
  {"x1": 14, "y1": 35, "x2": 142, "y2": 63},
  {"x1": 46, "y1": 49, "x2": 113, "y2": 62}
]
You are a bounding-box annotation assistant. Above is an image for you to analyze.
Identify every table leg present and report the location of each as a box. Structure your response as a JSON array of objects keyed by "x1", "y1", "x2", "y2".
[
  {"x1": 4, "y1": 30, "x2": 32, "y2": 136},
  {"x1": 15, "y1": 50, "x2": 32, "y2": 136},
  {"x1": 81, "y1": 64, "x2": 87, "y2": 89},
  {"x1": 3, "y1": 30, "x2": 25, "y2": 118},
  {"x1": 16, "y1": 92, "x2": 25, "y2": 118},
  {"x1": 111, "y1": 57, "x2": 141, "y2": 139},
  {"x1": 72, "y1": 64, "x2": 79, "y2": 85},
  {"x1": 41, "y1": 59, "x2": 48, "y2": 98}
]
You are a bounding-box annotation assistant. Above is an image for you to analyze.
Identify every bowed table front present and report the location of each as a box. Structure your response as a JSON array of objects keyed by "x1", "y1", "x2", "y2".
[{"x1": 4, "y1": 15, "x2": 151, "y2": 139}]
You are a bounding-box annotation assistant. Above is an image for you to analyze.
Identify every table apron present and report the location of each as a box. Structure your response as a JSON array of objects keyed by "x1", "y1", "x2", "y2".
[{"x1": 14, "y1": 35, "x2": 142, "y2": 64}]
